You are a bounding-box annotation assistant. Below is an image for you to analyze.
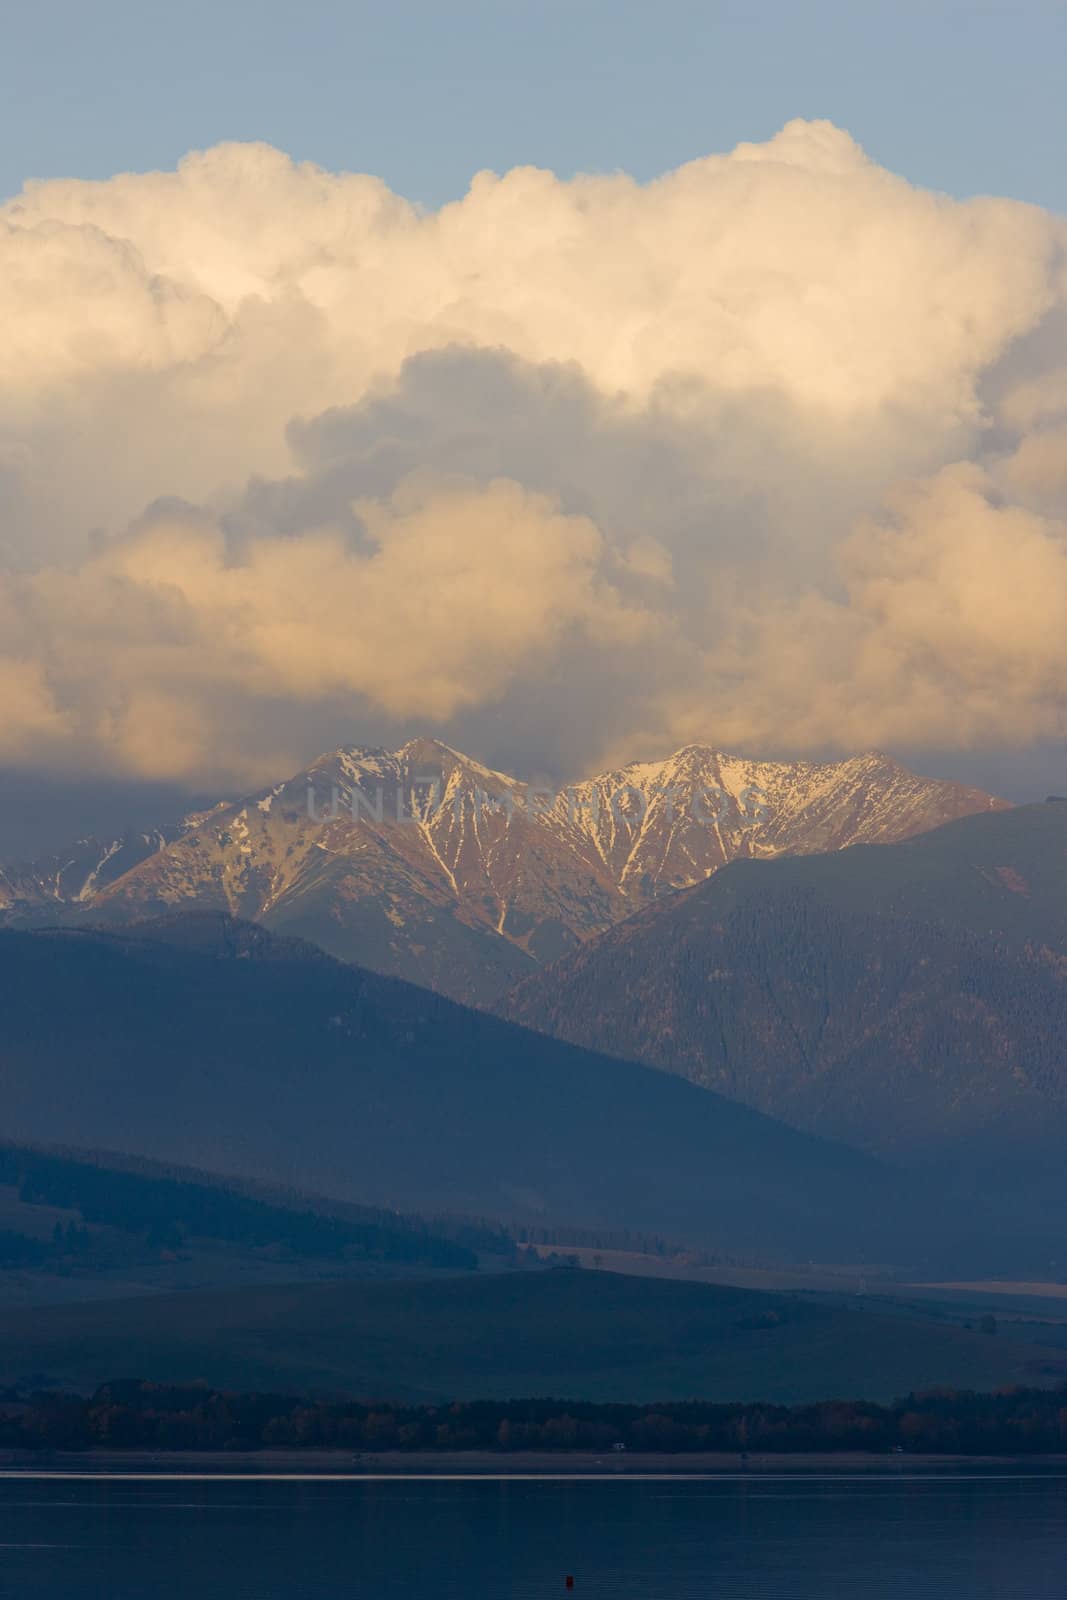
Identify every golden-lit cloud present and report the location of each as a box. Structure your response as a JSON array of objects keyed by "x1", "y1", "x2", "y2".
[
  {"x1": 2, "y1": 120, "x2": 1067, "y2": 781},
  {"x1": 661, "y1": 465, "x2": 1067, "y2": 757},
  {"x1": 0, "y1": 477, "x2": 654, "y2": 781}
]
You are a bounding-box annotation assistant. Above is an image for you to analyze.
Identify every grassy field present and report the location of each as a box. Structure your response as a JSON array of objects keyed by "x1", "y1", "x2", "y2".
[{"x1": 0, "y1": 1267, "x2": 1060, "y2": 1404}]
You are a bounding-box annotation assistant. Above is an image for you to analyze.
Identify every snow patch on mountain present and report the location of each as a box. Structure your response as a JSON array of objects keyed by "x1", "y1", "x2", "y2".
[{"x1": 0, "y1": 741, "x2": 1009, "y2": 1002}]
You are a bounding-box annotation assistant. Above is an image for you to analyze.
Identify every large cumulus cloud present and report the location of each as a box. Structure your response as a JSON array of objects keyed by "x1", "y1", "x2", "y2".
[{"x1": 1, "y1": 119, "x2": 1067, "y2": 784}]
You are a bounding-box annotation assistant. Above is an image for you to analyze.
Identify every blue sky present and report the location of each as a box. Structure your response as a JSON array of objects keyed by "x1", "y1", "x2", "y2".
[{"x1": 2, "y1": 0, "x2": 1065, "y2": 209}]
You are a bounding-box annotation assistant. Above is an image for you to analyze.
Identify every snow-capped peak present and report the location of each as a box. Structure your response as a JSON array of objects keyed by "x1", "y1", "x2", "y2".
[{"x1": 0, "y1": 738, "x2": 1009, "y2": 1005}]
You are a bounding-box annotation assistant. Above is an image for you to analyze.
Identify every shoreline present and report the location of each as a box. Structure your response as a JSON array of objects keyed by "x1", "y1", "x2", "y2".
[{"x1": 3, "y1": 1449, "x2": 1067, "y2": 1478}]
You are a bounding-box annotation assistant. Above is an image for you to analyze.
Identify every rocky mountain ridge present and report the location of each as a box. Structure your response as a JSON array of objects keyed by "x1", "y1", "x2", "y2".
[{"x1": 0, "y1": 738, "x2": 1008, "y2": 1002}]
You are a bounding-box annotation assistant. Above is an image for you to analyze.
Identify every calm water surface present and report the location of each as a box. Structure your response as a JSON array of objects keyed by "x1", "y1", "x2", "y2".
[{"x1": 1, "y1": 1474, "x2": 1065, "y2": 1598}]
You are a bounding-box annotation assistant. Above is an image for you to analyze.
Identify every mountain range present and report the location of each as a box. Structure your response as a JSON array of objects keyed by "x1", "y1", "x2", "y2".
[
  {"x1": 0, "y1": 739, "x2": 1007, "y2": 1004},
  {"x1": 3, "y1": 738, "x2": 1062, "y2": 1279}
]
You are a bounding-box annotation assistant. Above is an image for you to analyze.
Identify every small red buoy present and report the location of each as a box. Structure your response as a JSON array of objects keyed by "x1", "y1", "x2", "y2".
[{"x1": 565, "y1": 1579, "x2": 574, "y2": 1591}]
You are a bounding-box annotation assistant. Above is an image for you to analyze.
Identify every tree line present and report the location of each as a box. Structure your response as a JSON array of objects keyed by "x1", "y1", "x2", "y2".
[
  {"x1": 0, "y1": 1145, "x2": 485, "y2": 1269},
  {"x1": 0, "y1": 1145, "x2": 712, "y2": 1273},
  {"x1": 3, "y1": 1381, "x2": 1067, "y2": 1455}
]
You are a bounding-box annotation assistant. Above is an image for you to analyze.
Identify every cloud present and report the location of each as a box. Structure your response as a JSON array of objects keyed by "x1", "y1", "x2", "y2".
[
  {"x1": 672, "y1": 464, "x2": 1067, "y2": 756},
  {"x1": 0, "y1": 476, "x2": 658, "y2": 782},
  {"x1": 1, "y1": 121, "x2": 1067, "y2": 783}
]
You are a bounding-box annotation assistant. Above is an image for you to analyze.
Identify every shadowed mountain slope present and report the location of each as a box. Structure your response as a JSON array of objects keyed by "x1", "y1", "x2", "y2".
[
  {"x1": 501, "y1": 803, "x2": 1067, "y2": 1160},
  {"x1": 0, "y1": 915, "x2": 893, "y2": 1265}
]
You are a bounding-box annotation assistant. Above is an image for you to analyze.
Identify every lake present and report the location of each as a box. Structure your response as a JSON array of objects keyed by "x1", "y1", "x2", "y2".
[{"x1": 1, "y1": 1474, "x2": 1065, "y2": 1597}]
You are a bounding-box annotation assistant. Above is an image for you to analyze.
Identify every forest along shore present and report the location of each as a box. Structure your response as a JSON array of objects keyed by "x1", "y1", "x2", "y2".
[{"x1": 4, "y1": 1450, "x2": 1067, "y2": 1477}]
